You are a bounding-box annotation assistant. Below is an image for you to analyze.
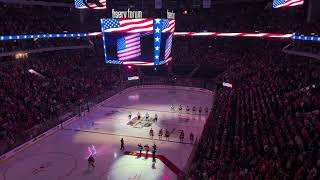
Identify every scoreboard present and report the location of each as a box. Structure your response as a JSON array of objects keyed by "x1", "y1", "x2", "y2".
[{"x1": 100, "y1": 18, "x2": 175, "y2": 66}]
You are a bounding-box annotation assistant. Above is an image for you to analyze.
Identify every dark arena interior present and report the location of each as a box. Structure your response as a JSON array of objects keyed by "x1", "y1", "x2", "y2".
[{"x1": 0, "y1": 0, "x2": 320, "y2": 180}]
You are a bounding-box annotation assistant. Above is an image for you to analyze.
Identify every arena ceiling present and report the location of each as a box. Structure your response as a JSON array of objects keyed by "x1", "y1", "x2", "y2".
[
  {"x1": 109, "y1": 0, "x2": 269, "y2": 9},
  {"x1": 0, "y1": 0, "x2": 270, "y2": 8},
  {"x1": 0, "y1": 0, "x2": 270, "y2": 9}
]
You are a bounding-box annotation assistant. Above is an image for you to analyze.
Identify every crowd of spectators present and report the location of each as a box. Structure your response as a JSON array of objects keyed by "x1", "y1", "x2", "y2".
[
  {"x1": 0, "y1": 3, "x2": 92, "y2": 53},
  {"x1": 188, "y1": 39, "x2": 320, "y2": 179},
  {"x1": 0, "y1": 49, "x2": 120, "y2": 154},
  {"x1": 0, "y1": 3, "x2": 81, "y2": 36},
  {"x1": 172, "y1": 37, "x2": 270, "y2": 67},
  {"x1": 175, "y1": 3, "x2": 319, "y2": 35},
  {"x1": 286, "y1": 41, "x2": 320, "y2": 56},
  {"x1": 0, "y1": 38, "x2": 90, "y2": 53},
  {"x1": 172, "y1": 37, "x2": 294, "y2": 77}
]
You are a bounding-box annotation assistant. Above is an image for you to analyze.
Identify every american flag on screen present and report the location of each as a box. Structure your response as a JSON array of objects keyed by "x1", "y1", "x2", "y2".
[
  {"x1": 165, "y1": 34, "x2": 173, "y2": 60},
  {"x1": 273, "y1": 0, "x2": 304, "y2": 8},
  {"x1": 74, "y1": 0, "x2": 107, "y2": 9},
  {"x1": 117, "y1": 33, "x2": 141, "y2": 61},
  {"x1": 162, "y1": 19, "x2": 175, "y2": 33},
  {"x1": 101, "y1": 19, "x2": 153, "y2": 33}
]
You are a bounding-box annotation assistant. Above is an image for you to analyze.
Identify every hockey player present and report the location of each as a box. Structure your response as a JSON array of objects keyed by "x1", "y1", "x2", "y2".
[
  {"x1": 179, "y1": 130, "x2": 184, "y2": 142},
  {"x1": 149, "y1": 128, "x2": 154, "y2": 139},
  {"x1": 182, "y1": 130, "x2": 185, "y2": 142},
  {"x1": 120, "y1": 138, "x2": 124, "y2": 150},
  {"x1": 178, "y1": 105, "x2": 183, "y2": 112},
  {"x1": 146, "y1": 112, "x2": 149, "y2": 121},
  {"x1": 170, "y1": 105, "x2": 175, "y2": 112},
  {"x1": 158, "y1": 129, "x2": 163, "y2": 140},
  {"x1": 192, "y1": 106, "x2": 196, "y2": 114},
  {"x1": 165, "y1": 129, "x2": 170, "y2": 141},
  {"x1": 137, "y1": 112, "x2": 141, "y2": 120},
  {"x1": 144, "y1": 144, "x2": 149, "y2": 158},
  {"x1": 199, "y1": 106, "x2": 202, "y2": 114},
  {"x1": 186, "y1": 105, "x2": 190, "y2": 112},
  {"x1": 190, "y1": 132, "x2": 194, "y2": 142},
  {"x1": 154, "y1": 114, "x2": 158, "y2": 123},
  {"x1": 138, "y1": 144, "x2": 143, "y2": 156},
  {"x1": 88, "y1": 155, "x2": 95, "y2": 169},
  {"x1": 152, "y1": 143, "x2": 157, "y2": 152},
  {"x1": 152, "y1": 144, "x2": 157, "y2": 162},
  {"x1": 128, "y1": 112, "x2": 132, "y2": 120},
  {"x1": 152, "y1": 149, "x2": 156, "y2": 162}
]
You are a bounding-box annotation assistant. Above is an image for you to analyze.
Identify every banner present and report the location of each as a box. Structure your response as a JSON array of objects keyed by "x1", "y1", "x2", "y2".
[
  {"x1": 74, "y1": 0, "x2": 107, "y2": 10},
  {"x1": 203, "y1": 0, "x2": 211, "y2": 8},
  {"x1": 155, "y1": 0, "x2": 162, "y2": 9},
  {"x1": 273, "y1": 0, "x2": 304, "y2": 8}
]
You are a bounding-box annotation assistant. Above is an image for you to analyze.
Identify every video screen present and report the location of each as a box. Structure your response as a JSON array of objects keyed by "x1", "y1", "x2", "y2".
[
  {"x1": 101, "y1": 18, "x2": 175, "y2": 65},
  {"x1": 158, "y1": 33, "x2": 173, "y2": 65},
  {"x1": 104, "y1": 32, "x2": 154, "y2": 65},
  {"x1": 74, "y1": 0, "x2": 107, "y2": 10},
  {"x1": 273, "y1": 0, "x2": 303, "y2": 8}
]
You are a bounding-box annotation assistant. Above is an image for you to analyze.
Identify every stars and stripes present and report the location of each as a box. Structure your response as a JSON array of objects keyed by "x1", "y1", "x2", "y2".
[
  {"x1": 87, "y1": 31, "x2": 295, "y2": 39},
  {"x1": 165, "y1": 34, "x2": 173, "y2": 60},
  {"x1": 173, "y1": 32, "x2": 294, "y2": 38},
  {"x1": 88, "y1": 32, "x2": 102, "y2": 36},
  {"x1": 159, "y1": 57, "x2": 172, "y2": 65},
  {"x1": 75, "y1": 0, "x2": 107, "y2": 10},
  {"x1": 153, "y1": 19, "x2": 162, "y2": 65},
  {"x1": 117, "y1": 33, "x2": 141, "y2": 61},
  {"x1": 273, "y1": 0, "x2": 304, "y2": 8},
  {"x1": 123, "y1": 61, "x2": 154, "y2": 66},
  {"x1": 101, "y1": 19, "x2": 153, "y2": 33},
  {"x1": 162, "y1": 19, "x2": 175, "y2": 33}
]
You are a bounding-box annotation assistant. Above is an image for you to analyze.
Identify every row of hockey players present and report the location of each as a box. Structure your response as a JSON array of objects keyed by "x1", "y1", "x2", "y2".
[
  {"x1": 149, "y1": 128, "x2": 194, "y2": 143},
  {"x1": 171, "y1": 105, "x2": 209, "y2": 114},
  {"x1": 88, "y1": 139, "x2": 159, "y2": 169},
  {"x1": 120, "y1": 138, "x2": 158, "y2": 160},
  {"x1": 121, "y1": 139, "x2": 158, "y2": 161},
  {"x1": 137, "y1": 143, "x2": 157, "y2": 161},
  {"x1": 128, "y1": 112, "x2": 158, "y2": 122}
]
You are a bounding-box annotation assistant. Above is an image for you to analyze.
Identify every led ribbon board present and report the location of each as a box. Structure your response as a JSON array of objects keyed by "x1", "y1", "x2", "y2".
[
  {"x1": 0, "y1": 32, "x2": 319, "y2": 42},
  {"x1": 0, "y1": 33, "x2": 90, "y2": 41},
  {"x1": 173, "y1": 32, "x2": 293, "y2": 38}
]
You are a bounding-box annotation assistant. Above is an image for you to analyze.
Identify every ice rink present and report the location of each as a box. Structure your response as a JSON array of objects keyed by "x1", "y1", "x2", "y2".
[{"x1": 0, "y1": 86, "x2": 214, "y2": 180}]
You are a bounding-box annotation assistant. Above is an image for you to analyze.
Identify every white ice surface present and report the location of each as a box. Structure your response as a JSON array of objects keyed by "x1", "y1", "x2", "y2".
[{"x1": 0, "y1": 86, "x2": 213, "y2": 180}]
